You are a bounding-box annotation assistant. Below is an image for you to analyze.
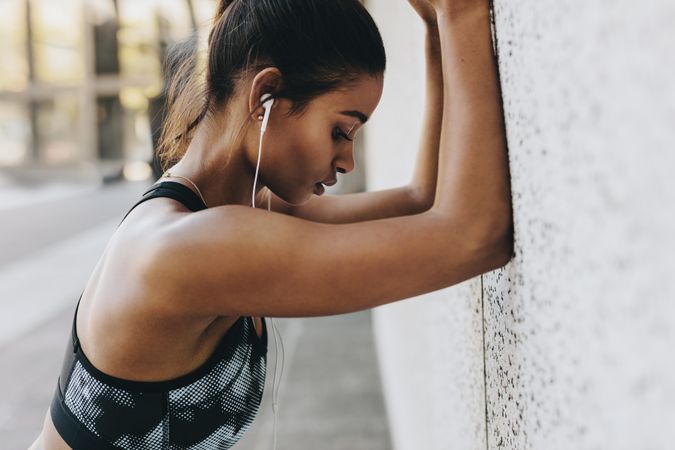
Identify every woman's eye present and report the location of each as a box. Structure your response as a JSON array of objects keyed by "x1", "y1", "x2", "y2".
[{"x1": 332, "y1": 127, "x2": 353, "y2": 142}]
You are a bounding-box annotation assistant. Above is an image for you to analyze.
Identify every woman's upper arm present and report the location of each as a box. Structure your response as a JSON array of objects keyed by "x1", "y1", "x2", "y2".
[{"x1": 147, "y1": 205, "x2": 510, "y2": 318}]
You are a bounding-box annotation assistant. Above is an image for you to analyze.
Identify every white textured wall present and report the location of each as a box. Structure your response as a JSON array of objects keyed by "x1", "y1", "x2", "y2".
[
  {"x1": 485, "y1": 1, "x2": 675, "y2": 448},
  {"x1": 365, "y1": 1, "x2": 675, "y2": 449}
]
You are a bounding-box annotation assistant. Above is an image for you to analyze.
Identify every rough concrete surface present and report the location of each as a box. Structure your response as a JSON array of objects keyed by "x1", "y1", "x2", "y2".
[
  {"x1": 364, "y1": 0, "x2": 675, "y2": 449},
  {"x1": 484, "y1": 1, "x2": 675, "y2": 448}
]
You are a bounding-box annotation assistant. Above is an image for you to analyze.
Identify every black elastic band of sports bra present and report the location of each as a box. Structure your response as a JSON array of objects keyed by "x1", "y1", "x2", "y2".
[
  {"x1": 117, "y1": 180, "x2": 207, "y2": 225},
  {"x1": 142, "y1": 181, "x2": 208, "y2": 212},
  {"x1": 71, "y1": 292, "x2": 83, "y2": 353}
]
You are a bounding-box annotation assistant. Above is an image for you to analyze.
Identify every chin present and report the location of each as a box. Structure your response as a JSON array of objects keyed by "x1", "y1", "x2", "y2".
[
  {"x1": 295, "y1": 188, "x2": 318, "y2": 206},
  {"x1": 271, "y1": 188, "x2": 311, "y2": 207},
  {"x1": 289, "y1": 193, "x2": 314, "y2": 206}
]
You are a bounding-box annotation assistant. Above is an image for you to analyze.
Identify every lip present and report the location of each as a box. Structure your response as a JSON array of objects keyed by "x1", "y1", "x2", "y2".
[{"x1": 314, "y1": 182, "x2": 326, "y2": 195}]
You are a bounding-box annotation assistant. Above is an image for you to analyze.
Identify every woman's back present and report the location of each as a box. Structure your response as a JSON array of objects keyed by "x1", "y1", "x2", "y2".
[{"x1": 75, "y1": 183, "x2": 255, "y2": 382}]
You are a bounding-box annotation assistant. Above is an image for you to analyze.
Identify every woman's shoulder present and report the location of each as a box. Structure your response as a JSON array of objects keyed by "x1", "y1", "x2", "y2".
[
  {"x1": 76, "y1": 255, "x2": 233, "y2": 383},
  {"x1": 75, "y1": 202, "x2": 231, "y2": 381}
]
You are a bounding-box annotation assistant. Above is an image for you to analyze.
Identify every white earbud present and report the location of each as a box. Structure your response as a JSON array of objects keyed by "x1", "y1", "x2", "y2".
[
  {"x1": 260, "y1": 93, "x2": 274, "y2": 134},
  {"x1": 252, "y1": 93, "x2": 274, "y2": 209}
]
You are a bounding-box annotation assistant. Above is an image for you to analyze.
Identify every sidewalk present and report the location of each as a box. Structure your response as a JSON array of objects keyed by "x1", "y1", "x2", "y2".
[
  {"x1": 235, "y1": 312, "x2": 392, "y2": 450},
  {"x1": 0, "y1": 178, "x2": 151, "y2": 268}
]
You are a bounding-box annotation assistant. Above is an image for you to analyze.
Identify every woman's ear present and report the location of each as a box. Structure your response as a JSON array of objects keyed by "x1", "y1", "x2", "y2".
[{"x1": 248, "y1": 67, "x2": 283, "y2": 117}]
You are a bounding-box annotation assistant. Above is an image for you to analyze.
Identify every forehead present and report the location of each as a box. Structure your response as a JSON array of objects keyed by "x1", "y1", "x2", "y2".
[{"x1": 315, "y1": 75, "x2": 383, "y2": 121}]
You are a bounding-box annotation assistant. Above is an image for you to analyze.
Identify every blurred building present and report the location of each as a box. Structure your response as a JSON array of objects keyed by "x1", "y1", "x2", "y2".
[{"x1": 0, "y1": 0, "x2": 216, "y2": 182}]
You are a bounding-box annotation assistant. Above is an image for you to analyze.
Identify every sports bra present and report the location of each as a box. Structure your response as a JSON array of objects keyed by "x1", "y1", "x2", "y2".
[{"x1": 49, "y1": 181, "x2": 268, "y2": 449}]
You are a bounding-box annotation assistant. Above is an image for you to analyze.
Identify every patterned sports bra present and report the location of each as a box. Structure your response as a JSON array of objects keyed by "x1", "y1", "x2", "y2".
[{"x1": 49, "y1": 181, "x2": 268, "y2": 449}]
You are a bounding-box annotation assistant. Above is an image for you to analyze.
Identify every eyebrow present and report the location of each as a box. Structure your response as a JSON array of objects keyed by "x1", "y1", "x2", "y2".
[{"x1": 340, "y1": 110, "x2": 369, "y2": 124}]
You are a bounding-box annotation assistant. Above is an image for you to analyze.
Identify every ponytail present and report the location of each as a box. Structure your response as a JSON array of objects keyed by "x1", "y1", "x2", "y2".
[
  {"x1": 215, "y1": 0, "x2": 236, "y2": 19},
  {"x1": 157, "y1": 33, "x2": 208, "y2": 171},
  {"x1": 157, "y1": 1, "x2": 245, "y2": 171}
]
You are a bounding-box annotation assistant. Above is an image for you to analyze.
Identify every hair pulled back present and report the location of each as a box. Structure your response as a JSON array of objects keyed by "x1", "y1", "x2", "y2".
[{"x1": 158, "y1": 0, "x2": 386, "y2": 170}]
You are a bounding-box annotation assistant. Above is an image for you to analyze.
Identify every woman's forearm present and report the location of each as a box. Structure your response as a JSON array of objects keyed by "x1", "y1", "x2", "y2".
[
  {"x1": 409, "y1": 23, "x2": 444, "y2": 210},
  {"x1": 432, "y1": 5, "x2": 512, "y2": 244}
]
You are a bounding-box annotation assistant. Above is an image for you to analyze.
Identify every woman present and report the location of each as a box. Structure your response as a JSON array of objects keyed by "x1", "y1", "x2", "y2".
[{"x1": 30, "y1": 0, "x2": 512, "y2": 448}]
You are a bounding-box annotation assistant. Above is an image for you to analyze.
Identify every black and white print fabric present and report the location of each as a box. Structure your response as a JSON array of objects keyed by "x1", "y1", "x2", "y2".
[{"x1": 57, "y1": 316, "x2": 267, "y2": 450}]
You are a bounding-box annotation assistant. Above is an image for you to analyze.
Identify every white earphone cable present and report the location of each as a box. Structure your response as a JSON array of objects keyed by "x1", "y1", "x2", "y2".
[
  {"x1": 271, "y1": 318, "x2": 284, "y2": 450},
  {"x1": 252, "y1": 95, "x2": 285, "y2": 450},
  {"x1": 252, "y1": 130, "x2": 264, "y2": 209}
]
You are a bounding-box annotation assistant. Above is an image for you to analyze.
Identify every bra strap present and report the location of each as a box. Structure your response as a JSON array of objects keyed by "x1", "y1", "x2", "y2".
[{"x1": 117, "y1": 181, "x2": 208, "y2": 226}]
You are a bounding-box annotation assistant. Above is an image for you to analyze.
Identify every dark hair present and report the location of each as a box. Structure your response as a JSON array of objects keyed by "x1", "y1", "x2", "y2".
[{"x1": 158, "y1": 0, "x2": 386, "y2": 169}]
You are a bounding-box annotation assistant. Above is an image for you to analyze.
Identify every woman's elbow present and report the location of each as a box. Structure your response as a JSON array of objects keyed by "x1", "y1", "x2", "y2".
[
  {"x1": 490, "y1": 230, "x2": 514, "y2": 268},
  {"x1": 478, "y1": 220, "x2": 514, "y2": 271},
  {"x1": 407, "y1": 183, "x2": 436, "y2": 214},
  {"x1": 461, "y1": 211, "x2": 514, "y2": 273}
]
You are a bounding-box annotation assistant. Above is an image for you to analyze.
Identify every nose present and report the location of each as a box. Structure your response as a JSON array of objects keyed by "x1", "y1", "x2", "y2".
[{"x1": 335, "y1": 145, "x2": 355, "y2": 174}]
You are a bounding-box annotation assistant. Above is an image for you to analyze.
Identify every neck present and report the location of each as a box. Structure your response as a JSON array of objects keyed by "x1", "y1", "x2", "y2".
[{"x1": 164, "y1": 114, "x2": 266, "y2": 209}]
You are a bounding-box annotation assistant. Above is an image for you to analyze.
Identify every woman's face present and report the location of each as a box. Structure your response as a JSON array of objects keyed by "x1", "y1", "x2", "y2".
[{"x1": 258, "y1": 75, "x2": 384, "y2": 205}]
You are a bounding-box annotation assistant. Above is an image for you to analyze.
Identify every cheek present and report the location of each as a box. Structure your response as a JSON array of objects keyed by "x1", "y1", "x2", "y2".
[
  {"x1": 266, "y1": 135, "x2": 313, "y2": 192},
  {"x1": 269, "y1": 117, "x2": 333, "y2": 184},
  {"x1": 288, "y1": 129, "x2": 329, "y2": 176}
]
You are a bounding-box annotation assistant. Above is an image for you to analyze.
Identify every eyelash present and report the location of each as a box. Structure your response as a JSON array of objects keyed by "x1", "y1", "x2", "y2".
[{"x1": 332, "y1": 127, "x2": 353, "y2": 142}]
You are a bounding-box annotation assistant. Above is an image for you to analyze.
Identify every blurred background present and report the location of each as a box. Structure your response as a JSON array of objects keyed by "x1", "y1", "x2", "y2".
[
  {"x1": 0, "y1": 0, "x2": 388, "y2": 449},
  {"x1": 0, "y1": 0, "x2": 225, "y2": 180}
]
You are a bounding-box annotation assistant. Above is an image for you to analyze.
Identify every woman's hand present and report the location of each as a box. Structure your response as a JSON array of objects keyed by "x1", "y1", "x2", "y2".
[{"x1": 407, "y1": 0, "x2": 437, "y2": 25}]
